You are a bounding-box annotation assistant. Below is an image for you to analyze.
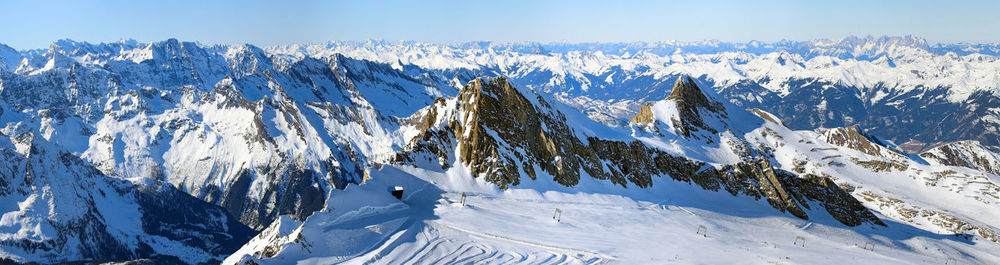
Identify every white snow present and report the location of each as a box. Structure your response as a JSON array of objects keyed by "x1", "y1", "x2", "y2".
[
  {"x1": 226, "y1": 78, "x2": 1000, "y2": 265},
  {"x1": 226, "y1": 160, "x2": 1000, "y2": 265}
]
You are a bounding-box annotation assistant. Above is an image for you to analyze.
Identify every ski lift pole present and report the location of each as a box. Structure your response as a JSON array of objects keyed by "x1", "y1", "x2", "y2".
[
  {"x1": 793, "y1": 236, "x2": 806, "y2": 247},
  {"x1": 863, "y1": 241, "x2": 876, "y2": 252},
  {"x1": 696, "y1": 225, "x2": 708, "y2": 237}
]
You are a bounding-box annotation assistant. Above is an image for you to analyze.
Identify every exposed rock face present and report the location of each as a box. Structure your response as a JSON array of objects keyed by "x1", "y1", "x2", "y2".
[
  {"x1": 629, "y1": 102, "x2": 656, "y2": 124},
  {"x1": 748, "y1": 108, "x2": 784, "y2": 126},
  {"x1": 814, "y1": 125, "x2": 917, "y2": 173},
  {"x1": 920, "y1": 141, "x2": 1000, "y2": 175},
  {"x1": 817, "y1": 125, "x2": 903, "y2": 159},
  {"x1": 667, "y1": 76, "x2": 725, "y2": 115},
  {"x1": 400, "y1": 77, "x2": 605, "y2": 188},
  {"x1": 719, "y1": 79, "x2": 1000, "y2": 153},
  {"x1": 586, "y1": 138, "x2": 882, "y2": 226},
  {"x1": 632, "y1": 76, "x2": 727, "y2": 137},
  {"x1": 396, "y1": 77, "x2": 884, "y2": 227},
  {"x1": 858, "y1": 191, "x2": 1000, "y2": 243}
]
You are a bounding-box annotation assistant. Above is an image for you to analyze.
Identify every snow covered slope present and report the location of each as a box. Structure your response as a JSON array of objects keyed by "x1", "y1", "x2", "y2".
[
  {"x1": 921, "y1": 141, "x2": 1000, "y2": 176},
  {"x1": 225, "y1": 77, "x2": 1000, "y2": 264},
  {"x1": 0, "y1": 118, "x2": 252, "y2": 264},
  {"x1": 627, "y1": 77, "x2": 1000, "y2": 244},
  {"x1": 0, "y1": 39, "x2": 460, "y2": 230},
  {"x1": 227, "y1": 164, "x2": 1000, "y2": 264}
]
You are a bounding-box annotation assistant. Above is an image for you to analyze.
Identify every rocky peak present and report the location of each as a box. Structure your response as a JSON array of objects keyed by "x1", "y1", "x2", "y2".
[
  {"x1": 818, "y1": 125, "x2": 901, "y2": 158},
  {"x1": 666, "y1": 76, "x2": 713, "y2": 108},
  {"x1": 451, "y1": 77, "x2": 582, "y2": 188},
  {"x1": 397, "y1": 76, "x2": 883, "y2": 227},
  {"x1": 920, "y1": 140, "x2": 1000, "y2": 176},
  {"x1": 631, "y1": 76, "x2": 726, "y2": 138},
  {"x1": 143, "y1": 38, "x2": 209, "y2": 66},
  {"x1": 835, "y1": 35, "x2": 929, "y2": 49},
  {"x1": 629, "y1": 102, "x2": 656, "y2": 124},
  {"x1": 226, "y1": 44, "x2": 272, "y2": 78}
]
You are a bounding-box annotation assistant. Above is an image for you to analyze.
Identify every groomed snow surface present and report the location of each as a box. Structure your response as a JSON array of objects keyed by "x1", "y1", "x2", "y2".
[{"x1": 226, "y1": 160, "x2": 1000, "y2": 265}]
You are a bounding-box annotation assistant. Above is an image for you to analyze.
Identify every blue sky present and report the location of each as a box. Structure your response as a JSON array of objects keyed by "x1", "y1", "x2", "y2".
[{"x1": 1, "y1": 0, "x2": 998, "y2": 49}]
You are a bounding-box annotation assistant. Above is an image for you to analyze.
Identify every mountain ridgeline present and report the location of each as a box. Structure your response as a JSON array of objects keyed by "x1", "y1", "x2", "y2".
[
  {"x1": 0, "y1": 39, "x2": 458, "y2": 232},
  {"x1": 0, "y1": 131, "x2": 252, "y2": 264},
  {"x1": 0, "y1": 39, "x2": 455, "y2": 263},
  {"x1": 396, "y1": 76, "x2": 883, "y2": 227}
]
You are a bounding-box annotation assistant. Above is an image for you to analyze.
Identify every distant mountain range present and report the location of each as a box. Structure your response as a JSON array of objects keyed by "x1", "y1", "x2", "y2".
[{"x1": 270, "y1": 35, "x2": 1000, "y2": 151}]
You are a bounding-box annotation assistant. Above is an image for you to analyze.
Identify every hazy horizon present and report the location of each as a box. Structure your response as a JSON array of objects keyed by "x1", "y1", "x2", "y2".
[
  {"x1": 2, "y1": 0, "x2": 999, "y2": 50},
  {"x1": 5, "y1": 34, "x2": 997, "y2": 53}
]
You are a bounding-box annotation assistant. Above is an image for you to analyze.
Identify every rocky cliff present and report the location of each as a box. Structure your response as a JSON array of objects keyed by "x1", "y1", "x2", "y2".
[{"x1": 395, "y1": 76, "x2": 884, "y2": 227}]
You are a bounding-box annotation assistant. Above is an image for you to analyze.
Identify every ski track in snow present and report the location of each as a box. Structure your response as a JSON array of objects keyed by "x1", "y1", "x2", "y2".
[{"x1": 230, "y1": 163, "x2": 1000, "y2": 265}]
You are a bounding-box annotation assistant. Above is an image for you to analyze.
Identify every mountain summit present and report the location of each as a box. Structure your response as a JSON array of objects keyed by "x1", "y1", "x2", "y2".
[
  {"x1": 631, "y1": 76, "x2": 728, "y2": 138},
  {"x1": 666, "y1": 76, "x2": 718, "y2": 110}
]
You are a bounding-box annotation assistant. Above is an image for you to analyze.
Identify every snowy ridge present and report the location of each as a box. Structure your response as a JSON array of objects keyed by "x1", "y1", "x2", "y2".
[
  {"x1": 226, "y1": 77, "x2": 1000, "y2": 264},
  {"x1": 921, "y1": 141, "x2": 1000, "y2": 176},
  {"x1": 0, "y1": 39, "x2": 461, "y2": 231},
  {"x1": 270, "y1": 36, "x2": 1000, "y2": 103},
  {"x1": 227, "y1": 76, "x2": 1000, "y2": 264},
  {"x1": 270, "y1": 36, "x2": 1000, "y2": 150},
  {"x1": 230, "y1": 163, "x2": 1000, "y2": 264},
  {"x1": 627, "y1": 77, "x2": 1000, "y2": 260},
  {"x1": 0, "y1": 123, "x2": 252, "y2": 264}
]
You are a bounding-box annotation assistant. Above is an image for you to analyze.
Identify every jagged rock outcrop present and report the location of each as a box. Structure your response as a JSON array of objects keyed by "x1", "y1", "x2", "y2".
[
  {"x1": 586, "y1": 138, "x2": 882, "y2": 226},
  {"x1": 631, "y1": 77, "x2": 728, "y2": 136},
  {"x1": 748, "y1": 108, "x2": 785, "y2": 126},
  {"x1": 665, "y1": 76, "x2": 727, "y2": 135},
  {"x1": 812, "y1": 125, "x2": 915, "y2": 173},
  {"x1": 629, "y1": 102, "x2": 656, "y2": 124},
  {"x1": 920, "y1": 141, "x2": 1000, "y2": 175},
  {"x1": 396, "y1": 77, "x2": 883, "y2": 227},
  {"x1": 399, "y1": 77, "x2": 606, "y2": 188},
  {"x1": 817, "y1": 125, "x2": 904, "y2": 159}
]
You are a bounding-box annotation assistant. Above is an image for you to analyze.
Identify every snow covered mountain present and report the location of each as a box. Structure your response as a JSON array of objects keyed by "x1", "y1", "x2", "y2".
[
  {"x1": 0, "y1": 39, "x2": 461, "y2": 232},
  {"x1": 0, "y1": 123, "x2": 252, "y2": 264},
  {"x1": 0, "y1": 39, "x2": 460, "y2": 263},
  {"x1": 273, "y1": 35, "x2": 1000, "y2": 152},
  {"x1": 921, "y1": 141, "x2": 1000, "y2": 176},
  {"x1": 2, "y1": 37, "x2": 1000, "y2": 264},
  {"x1": 225, "y1": 76, "x2": 1000, "y2": 265}
]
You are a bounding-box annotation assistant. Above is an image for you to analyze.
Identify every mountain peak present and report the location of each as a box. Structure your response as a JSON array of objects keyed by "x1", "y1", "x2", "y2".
[
  {"x1": 461, "y1": 76, "x2": 522, "y2": 102},
  {"x1": 666, "y1": 76, "x2": 714, "y2": 109},
  {"x1": 818, "y1": 125, "x2": 902, "y2": 158},
  {"x1": 666, "y1": 75, "x2": 725, "y2": 117},
  {"x1": 630, "y1": 76, "x2": 727, "y2": 138},
  {"x1": 920, "y1": 140, "x2": 1000, "y2": 175},
  {"x1": 832, "y1": 35, "x2": 929, "y2": 48}
]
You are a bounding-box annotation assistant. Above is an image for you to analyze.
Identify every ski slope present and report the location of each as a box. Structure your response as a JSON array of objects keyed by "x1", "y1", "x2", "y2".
[{"x1": 225, "y1": 162, "x2": 1000, "y2": 265}]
